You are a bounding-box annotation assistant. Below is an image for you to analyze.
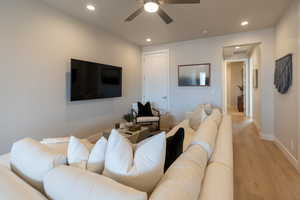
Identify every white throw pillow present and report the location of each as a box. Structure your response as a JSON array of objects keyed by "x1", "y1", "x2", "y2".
[
  {"x1": 103, "y1": 129, "x2": 166, "y2": 193},
  {"x1": 44, "y1": 166, "x2": 147, "y2": 200},
  {"x1": 87, "y1": 137, "x2": 107, "y2": 173},
  {"x1": 68, "y1": 136, "x2": 107, "y2": 173}
]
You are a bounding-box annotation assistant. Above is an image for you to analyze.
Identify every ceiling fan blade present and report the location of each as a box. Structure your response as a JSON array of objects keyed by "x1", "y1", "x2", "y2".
[
  {"x1": 160, "y1": 0, "x2": 200, "y2": 4},
  {"x1": 125, "y1": 7, "x2": 144, "y2": 22},
  {"x1": 157, "y1": 8, "x2": 173, "y2": 24}
]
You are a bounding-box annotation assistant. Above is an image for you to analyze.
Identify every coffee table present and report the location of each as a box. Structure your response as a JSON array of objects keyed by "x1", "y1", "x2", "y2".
[{"x1": 103, "y1": 126, "x2": 152, "y2": 143}]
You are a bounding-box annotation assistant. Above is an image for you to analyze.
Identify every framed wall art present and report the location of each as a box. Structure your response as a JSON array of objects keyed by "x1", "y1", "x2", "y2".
[{"x1": 178, "y1": 63, "x2": 211, "y2": 87}]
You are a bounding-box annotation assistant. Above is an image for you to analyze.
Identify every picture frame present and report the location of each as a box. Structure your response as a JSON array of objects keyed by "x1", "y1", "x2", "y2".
[
  {"x1": 178, "y1": 63, "x2": 211, "y2": 87},
  {"x1": 253, "y1": 69, "x2": 258, "y2": 89}
]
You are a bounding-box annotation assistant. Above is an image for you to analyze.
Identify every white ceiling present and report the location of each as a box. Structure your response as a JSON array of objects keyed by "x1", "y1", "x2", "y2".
[
  {"x1": 41, "y1": 0, "x2": 292, "y2": 46},
  {"x1": 223, "y1": 44, "x2": 257, "y2": 60}
]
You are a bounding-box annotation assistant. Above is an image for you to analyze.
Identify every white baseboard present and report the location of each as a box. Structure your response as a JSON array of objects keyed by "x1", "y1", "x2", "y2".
[
  {"x1": 251, "y1": 120, "x2": 299, "y2": 172},
  {"x1": 253, "y1": 119, "x2": 275, "y2": 141},
  {"x1": 259, "y1": 134, "x2": 299, "y2": 172},
  {"x1": 252, "y1": 119, "x2": 261, "y2": 132},
  {"x1": 260, "y1": 133, "x2": 275, "y2": 141},
  {"x1": 273, "y1": 137, "x2": 299, "y2": 171}
]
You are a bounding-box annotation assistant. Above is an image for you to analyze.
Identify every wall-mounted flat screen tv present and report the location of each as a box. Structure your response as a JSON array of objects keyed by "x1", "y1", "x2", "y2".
[{"x1": 71, "y1": 59, "x2": 122, "y2": 101}]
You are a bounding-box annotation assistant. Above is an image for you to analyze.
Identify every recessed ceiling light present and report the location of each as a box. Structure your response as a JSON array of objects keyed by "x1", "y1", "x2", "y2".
[
  {"x1": 241, "y1": 21, "x2": 249, "y2": 26},
  {"x1": 86, "y1": 4, "x2": 96, "y2": 11},
  {"x1": 235, "y1": 46, "x2": 240, "y2": 49},
  {"x1": 146, "y1": 38, "x2": 152, "y2": 42},
  {"x1": 144, "y1": 1, "x2": 159, "y2": 13}
]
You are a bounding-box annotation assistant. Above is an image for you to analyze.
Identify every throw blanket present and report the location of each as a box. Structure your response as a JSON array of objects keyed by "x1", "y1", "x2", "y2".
[{"x1": 274, "y1": 54, "x2": 293, "y2": 94}]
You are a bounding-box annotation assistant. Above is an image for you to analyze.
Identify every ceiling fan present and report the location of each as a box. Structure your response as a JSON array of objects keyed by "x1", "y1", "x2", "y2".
[{"x1": 125, "y1": 0, "x2": 200, "y2": 24}]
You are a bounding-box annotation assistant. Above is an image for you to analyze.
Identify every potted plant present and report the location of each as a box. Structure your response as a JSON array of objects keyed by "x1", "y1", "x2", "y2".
[{"x1": 123, "y1": 113, "x2": 134, "y2": 123}]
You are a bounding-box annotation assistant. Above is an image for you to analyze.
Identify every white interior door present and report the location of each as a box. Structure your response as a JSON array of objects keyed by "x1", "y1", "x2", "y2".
[{"x1": 143, "y1": 50, "x2": 169, "y2": 113}]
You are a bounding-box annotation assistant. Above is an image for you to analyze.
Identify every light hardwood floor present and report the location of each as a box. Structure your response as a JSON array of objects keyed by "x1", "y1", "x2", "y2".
[{"x1": 232, "y1": 112, "x2": 300, "y2": 200}]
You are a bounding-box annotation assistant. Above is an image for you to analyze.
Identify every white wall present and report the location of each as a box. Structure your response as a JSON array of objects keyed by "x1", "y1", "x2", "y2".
[
  {"x1": 143, "y1": 29, "x2": 275, "y2": 138},
  {"x1": 275, "y1": 0, "x2": 299, "y2": 164},
  {"x1": 0, "y1": 0, "x2": 142, "y2": 153},
  {"x1": 297, "y1": 0, "x2": 300, "y2": 172},
  {"x1": 250, "y1": 45, "x2": 262, "y2": 130}
]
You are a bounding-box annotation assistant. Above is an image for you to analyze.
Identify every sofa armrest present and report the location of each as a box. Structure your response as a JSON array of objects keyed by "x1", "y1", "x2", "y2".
[
  {"x1": 209, "y1": 115, "x2": 233, "y2": 169},
  {"x1": 0, "y1": 166, "x2": 47, "y2": 200},
  {"x1": 152, "y1": 108, "x2": 160, "y2": 117},
  {"x1": 11, "y1": 138, "x2": 67, "y2": 192},
  {"x1": 199, "y1": 115, "x2": 233, "y2": 200}
]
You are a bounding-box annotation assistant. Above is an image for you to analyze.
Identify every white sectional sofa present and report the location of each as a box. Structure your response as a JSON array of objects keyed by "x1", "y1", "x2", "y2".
[{"x1": 0, "y1": 111, "x2": 233, "y2": 200}]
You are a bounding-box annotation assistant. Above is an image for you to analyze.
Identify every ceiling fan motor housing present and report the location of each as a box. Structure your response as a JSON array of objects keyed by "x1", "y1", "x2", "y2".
[
  {"x1": 144, "y1": 0, "x2": 159, "y2": 4},
  {"x1": 127, "y1": 0, "x2": 200, "y2": 24}
]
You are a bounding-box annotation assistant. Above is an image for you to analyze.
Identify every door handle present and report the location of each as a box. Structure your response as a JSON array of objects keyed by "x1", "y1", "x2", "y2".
[{"x1": 162, "y1": 96, "x2": 167, "y2": 99}]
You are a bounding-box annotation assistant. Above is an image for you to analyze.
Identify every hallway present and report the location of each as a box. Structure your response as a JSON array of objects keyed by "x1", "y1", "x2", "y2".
[{"x1": 232, "y1": 112, "x2": 300, "y2": 200}]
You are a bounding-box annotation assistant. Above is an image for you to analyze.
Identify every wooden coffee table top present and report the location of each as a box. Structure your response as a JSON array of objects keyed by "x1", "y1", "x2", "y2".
[{"x1": 102, "y1": 126, "x2": 161, "y2": 143}]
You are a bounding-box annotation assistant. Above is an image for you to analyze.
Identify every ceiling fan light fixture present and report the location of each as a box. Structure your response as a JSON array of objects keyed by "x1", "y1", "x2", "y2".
[
  {"x1": 144, "y1": 1, "x2": 159, "y2": 13},
  {"x1": 241, "y1": 21, "x2": 249, "y2": 26},
  {"x1": 86, "y1": 4, "x2": 96, "y2": 11}
]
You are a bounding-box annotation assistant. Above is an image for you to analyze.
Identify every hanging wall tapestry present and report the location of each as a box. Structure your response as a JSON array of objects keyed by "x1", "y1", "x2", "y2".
[{"x1": 274, "y1": 54, "x2": 292, "y2": 94}]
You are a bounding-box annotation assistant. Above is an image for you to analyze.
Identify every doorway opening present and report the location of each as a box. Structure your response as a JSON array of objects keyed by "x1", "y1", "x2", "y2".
[
  {"x1": 223, "y1": 43, "x2": 261, "y2": 119},
  {"x1": 226, "y1": 61, "x2": 246, "y2": 115}
]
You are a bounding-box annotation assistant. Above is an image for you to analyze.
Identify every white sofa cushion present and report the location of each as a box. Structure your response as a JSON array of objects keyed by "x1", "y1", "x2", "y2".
[
  {"x1": 210, "y1": 115, "x2": 233, "y2": 169},
  {"x1": 44, "y1": 166, "x2": 147, "y2": 200},
  {"x1": 41, "y1": 137, "x2": 70, "y2": 144},
  {"x1": 189, "y1": 105, "x2": 208, "y2": 131},
  {"x1": 198, "y1": 163, "x2": 233, "y2": 200},
  {"x1": 46, "y1": 143, "x2": 69, "y2": 155},
  {"x1": 68, "y1": 136, "x2": 107, "y2": 173},
  {"x1": 150, "y1": 145, "x2": 208, "y2": 200},
  {"x1": 207, "y1": 108, "x2": 222, "y2": 127},
  {"x1": 203, "y1": 104, "x2": 213, "y2": 115},
  {"x1": 191, "y1": 118, "x2": 218, "y2": 159},
  {"x1": 0, "y1": 166, "x2": 47, "y2": 200},
  {"x1": 103, "y1": 129, "x2": 166, "y2": 193},
  {"x1": 10, "y1": 138, "x2": 67, "y2": 192}
]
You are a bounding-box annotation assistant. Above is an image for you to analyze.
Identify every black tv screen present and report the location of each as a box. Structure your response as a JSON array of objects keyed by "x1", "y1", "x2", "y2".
[{"x1": 71, "y1": 59, "x2": 122, "y2": 101}]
